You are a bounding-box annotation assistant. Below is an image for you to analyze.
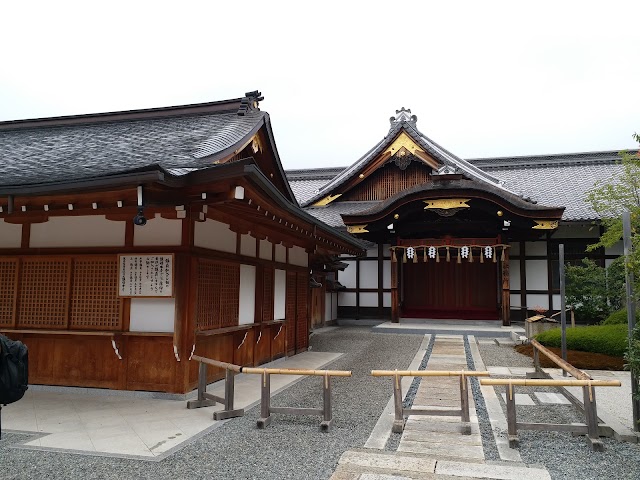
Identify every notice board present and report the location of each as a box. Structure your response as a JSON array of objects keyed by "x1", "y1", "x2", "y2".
[{"x1": 118, "y1": 254, "x2": 174, "y2": 297}]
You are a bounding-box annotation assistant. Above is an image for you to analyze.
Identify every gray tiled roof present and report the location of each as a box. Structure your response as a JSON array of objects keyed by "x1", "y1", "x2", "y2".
[
  {"x1": 0, "y1": 111, "x2": 265, "y2": 187},
  {"x1": 304, "y1": 202, "x2": 380, "y2": 227},
  {"x1": 289, "y1": 179, "x2": 328, "y2": 205}
]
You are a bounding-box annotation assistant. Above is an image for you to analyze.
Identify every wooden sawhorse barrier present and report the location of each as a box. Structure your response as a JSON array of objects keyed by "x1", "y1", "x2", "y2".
[
  {"x1": 371, "y1": 370, "x2": 490, "y2": 433},
  {"x1": 187, "y1": 355, "x2": 244, "y2": 420},
  {"x1": 480, "y1": 378, "x2": 621, "y2": 451},
  {"x1": 242, "y1": 367, "x2": 352, "y2": 432}
]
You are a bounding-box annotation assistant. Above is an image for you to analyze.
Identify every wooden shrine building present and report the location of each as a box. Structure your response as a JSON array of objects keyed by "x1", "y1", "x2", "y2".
[
  {"x1": 290, "y1": 108, "x2": 628, "y2": 325},
  {"x1": 0, "y1": 92, "x2": 363, "y2": 394}
]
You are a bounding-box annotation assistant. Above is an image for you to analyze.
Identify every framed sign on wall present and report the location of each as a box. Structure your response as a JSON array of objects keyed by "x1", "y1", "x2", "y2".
[{"x1": 118, "y1": 254, "x2": 174, "y2": 297}]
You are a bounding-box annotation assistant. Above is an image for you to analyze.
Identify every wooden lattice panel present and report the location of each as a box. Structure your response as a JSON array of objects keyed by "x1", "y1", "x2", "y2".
[
  {"x1": 219, "y1": 264, "x2": 240, "y2": 327},
  {"x1": 262, "y1": 268, "x2": 274, "y2": 322},
  {"x1": 0, "y1": 259, "x2": 18, "y2": 327},
  {"x1": 286, "y1": 271, "x2": 297, "y2": 349},
  {"x1": 70, "y1": 257, "x2": 122, "y2": 330},
  {"x1": 196, "y1": 260, "x2": 222, "y2": 330},
  {"x1": 17, "y1": 257, "x2": 71, "y2": 329},
  {"x1": 196, "y1": 260, "x2": 239, "y2": 330},
  {"x1": 342, "y1": 162, "x2": 432, "y2": 201}
]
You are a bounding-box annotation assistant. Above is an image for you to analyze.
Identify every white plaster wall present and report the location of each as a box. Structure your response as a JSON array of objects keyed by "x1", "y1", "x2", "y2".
[
  {"x1": 325, "y1": 292, "x2": 332, "y2": 321},
  {"x1": 332, "y1": 293, "x2": 338, "y2": 319},
  {"x1": 274, "y1": 269, "x2": 286, "y2": 320},
  {"x1": 289, "y1": 246, "x2": 308, "y2": 267},
  {"x1": 30, "y1": 216, "x2": 125, "y2": 248},
  {"x1": 240, "y1": 234, "x2": 256, "y2": 257},
  {"x1": 275, "y1": 244, "x2": 286, "y2": 263},
  {"x1": 366, "y1": 248, "x2": 378, "y2": 258},
  {"x1": 383, "y1": 292, "x2": 391, "y2": 308},
  {"x1": 510, "y1": 294, "x2": 521, "y2": 308},
  {"x1": 509, "y1": 242, "x2": 520, "y2": 256},
  {"x1": 553, "y1": 224, "x2": 599, "y2": 239},
  {"x1": 525, "y1": 260, "x2": 548, "y2": 290},
  {"x1": 133, "y1": 214, "x2": 182, "y2": 246},
  {"x1": 526, "y1": 294, "x2": 549, "y2": 310},
  {"x1": 239, "y1": 265, "x2": 256, "y2": 325},
  {"x1": 0, "y1": 220, "x2": 22, "y2": 248},
  {"x1": 259, "y1": 239, "x2": 272, "y2": 260},
  {"x1": 606, "y1": 241, "x2": 623, "y2": 256},
  {"x1": 552, "y1": 294, "x2": 563, "y2": 311},
  {"x1": 605, "y1": 258, "x2": 615, "y2": 268},
  {"x1": 194, "y1": 219, "x2": 236, "y2": 253},
  {"x1": 338, "y1": 292, "x2": 356, "y2": 307},
  {"x1": 524, "y1": 241, "x2": 547, "y2": 256},
  {"x1": 509, "y1": 260, "x2": 521, "y2": 290},
  {"x1": 359, "y1": 260, "x2": 378, "y2": 289},
  {"x1": 129, "y1": 298, "x2": 175, "y2": 332},
  {"x1": 338, "y1": 261, "x2": 356, "y2": 287},
  {"x1": 383, "y1": 260, "x2": 391, "y2": 289},
  {"x1": 360, "y1": 292, "x2": 378, "y2": 307}
]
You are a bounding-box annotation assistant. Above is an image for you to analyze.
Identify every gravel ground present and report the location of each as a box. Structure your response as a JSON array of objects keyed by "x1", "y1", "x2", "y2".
[
  {"x1": 0, "y1": 327, "x2": 422, "y2": 480},
  {"x1": 480, "y1": 342, "x2": 640, "y2": 480}
]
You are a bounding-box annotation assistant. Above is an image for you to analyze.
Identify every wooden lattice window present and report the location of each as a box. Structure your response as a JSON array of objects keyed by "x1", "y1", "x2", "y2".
[
  {"x1": 195, "y1": 259, "x2": 239, "y2": 330},
  {"x1": 262, "y1": 267, "x2": 274, "y2": 322},
  {"x1": 17, "y1": 257, "x2": 71, "y2": 329},
  {"x1": 0, "y1": 259, "x2": 18, "y2": 327},
  {"x1": 70, "y1": 257, "x2": 122, "y2": 330},
  {"x1": 342, "y1": 162, "x2": 432, "y2": 201}
]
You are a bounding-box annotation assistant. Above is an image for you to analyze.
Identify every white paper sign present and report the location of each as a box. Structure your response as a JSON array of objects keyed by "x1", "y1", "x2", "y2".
[{"x1": 118, "y1": 254, "x2": 174, "y2": 297}]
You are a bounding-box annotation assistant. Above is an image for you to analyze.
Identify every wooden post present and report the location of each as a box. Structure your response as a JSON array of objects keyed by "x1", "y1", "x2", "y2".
[
  {"x1": 213, "y1": 369, "x2": 244, "y2": 420},
  {"x1": 459, "y1": 374, "x2": 471, "y2": 435},
  {"x1": 501, "y1": 246, "x2": 511, "y2": 326},
  {"x1": 559, "y1": 244, "x2": 568, "y2": 377},
  {"x1": 391, "y1": 248, "x2": 400, "y2": 323},
  {"x1": 583, "y1": 384, "x2": 604, "y2": 451},
  {"x1": 623, "y1": 211, "x2": 640, "y2": 431},
  {"x1": 186, "y1": 362, "x2": 216, "y2": 408},
  {"x1": 320, "y1": 373, "x2": 333, "y2": 432},
  {"x1": 392, "y1": 373, "x2": 404, "y2": 432},
  {"x1": 257, "y1": 371, "x2": 272, "y2": 429},
  {"x1": 505, "y1": 384, "x2": 519, "y2": 447}
]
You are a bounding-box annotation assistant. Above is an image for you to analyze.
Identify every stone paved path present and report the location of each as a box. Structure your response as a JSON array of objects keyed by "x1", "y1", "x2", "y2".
[{"x1": 331, "y1": 335, "x2": 551, "y2": 480}]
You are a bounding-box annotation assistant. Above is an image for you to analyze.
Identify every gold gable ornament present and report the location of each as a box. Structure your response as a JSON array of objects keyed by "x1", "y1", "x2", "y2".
[
  {"x1": 532, "y1": 220, "x2": 559, "y2": 230},
  {"x1": 347, "y1": 224, "x2": 369, "y2": 234},
  {"x1": 312, "y1": 193, "x2": 342, "y2": 207},
  {"x1": 424, "y1": 199, "x2": 471, "y2": 210}
]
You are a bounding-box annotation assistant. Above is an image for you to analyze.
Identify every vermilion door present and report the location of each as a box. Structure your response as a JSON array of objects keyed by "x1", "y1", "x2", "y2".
[{"x1": 402, "y1": 259, "x2": 498, "y2": 319}]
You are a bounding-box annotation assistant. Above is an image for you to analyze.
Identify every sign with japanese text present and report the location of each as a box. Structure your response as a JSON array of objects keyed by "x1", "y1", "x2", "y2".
[{"x1": 118, "y1": 254, "x2": 174, "y2": 297}]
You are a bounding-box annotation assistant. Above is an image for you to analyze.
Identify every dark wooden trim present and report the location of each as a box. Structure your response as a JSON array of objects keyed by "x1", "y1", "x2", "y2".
[
  {"x1": 519, "y1": 241, "x2": 527, "y2": 318},
  {"x1": 21, "y1": 223, "x2": 30, "y2": 249},
  {"x1": 355, "y1": 256, "x2": 360, "y2": 319},
  {"x1": 125, "y1": 220, "x2": 134, "y2": 247}
]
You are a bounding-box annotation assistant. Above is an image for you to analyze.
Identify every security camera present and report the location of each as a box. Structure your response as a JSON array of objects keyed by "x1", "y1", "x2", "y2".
[{"x1": 133, "y1": 208, "x2": 147, "y2": 226}]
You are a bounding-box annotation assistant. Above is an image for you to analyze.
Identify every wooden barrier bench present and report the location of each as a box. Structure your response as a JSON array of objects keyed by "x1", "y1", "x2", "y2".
[
  {"x1": 242, "y1": 367, "x2": 352, "y2": 432},
  {"x1": 187, "y1": 355, "x2": 244, "y2": 420},
  {"x1": 371, "y1": 370, "x2": 490, "y2": 433},
  {"x1": 480, "y1": 378, "x2": 621, "y2": 451}
]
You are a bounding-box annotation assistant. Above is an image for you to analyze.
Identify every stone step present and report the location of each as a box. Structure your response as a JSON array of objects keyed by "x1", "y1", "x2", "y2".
[{"x1": 332, "y1": 449, "x2": 551, "y2": 480}]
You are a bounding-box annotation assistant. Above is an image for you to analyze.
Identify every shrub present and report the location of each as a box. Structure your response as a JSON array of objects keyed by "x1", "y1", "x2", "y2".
[
  {"x1": 535, "y1": 324, "x2": 628, "y2": 357},
  {"x1": 603, "y1": 308, "x2": 640, "y2": 325}
]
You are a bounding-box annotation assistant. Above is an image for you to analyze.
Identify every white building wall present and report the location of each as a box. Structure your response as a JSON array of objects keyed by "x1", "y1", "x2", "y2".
[
  {"x1": 0, "y1": 220, "x2": 22, "y2": 248},
  {"x1": 240, "y1": 234, "x2": 256, "y2": 257},
  {"x1": 359, "y1": 261, "x2": 377, "y2": 289},
  {"x1": 509, "y1": 260, "x2": 521, "y2": 290},
  {"x1": 133, "y1": 214, "x2": 182, "y2": 246},
  {"x1": 194, "y1": 219, "x2": 236, "y2": 253},
  {"x1": 553, "y1": 224, "x2": 599, "y2": 239},
  {"x1": 338, "y1": 291, "x2": 356, "y2": 307},
  {"x1": 359, "y1": 292, "x2": 378, "y2": 307},
  {"x1": 239, "y1": 265, "x2": 256, "y2": 325},
  {"x1": 129, "y1": 298, "x2": 175, "y2": 332},
  {"x1": 325, "y1": 292, "x2": 332, "y2": 322},
  {"x1": 526, "y1": 293, "x2": 549, "y2": 310},
  {"x1": 525, "y1": 260, "x2": 548, "y2": 290},
  {"x1": 289, "y1": 246, "x2": 308, "y2": 267},
  {"x1": 275, "y1": 244, "x2": 287, "y2": 263},
  {"x1": 274, "y1": 269, "x2": 286, "y2": 320},
  {"x1": 524, "y1": 241, "x2": 547, "y2": 256},
  {"x1": 30, "y1": 216, "x2": 125, "y2": 248},
  {"x1": 338, "y1": 261, "x2": 356, "y2": 287},
  {"x1": 259, "y1": 239, "x2": 272, "y2": 261}
]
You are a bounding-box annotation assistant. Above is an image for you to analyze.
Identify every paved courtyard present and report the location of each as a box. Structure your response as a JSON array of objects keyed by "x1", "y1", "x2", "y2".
[{"x1": 1, "y1": 324, "x2": 640, "y2": 479}]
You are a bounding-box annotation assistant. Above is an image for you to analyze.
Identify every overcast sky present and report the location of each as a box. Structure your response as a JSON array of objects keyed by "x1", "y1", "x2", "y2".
[{"x1": 1, "y1": 1, "x2": 638, "y2": 169}]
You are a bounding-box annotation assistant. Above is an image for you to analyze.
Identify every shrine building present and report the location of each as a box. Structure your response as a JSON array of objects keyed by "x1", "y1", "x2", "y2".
[
  {"x1": 289, "y1": 108, "x2": 627, "y2": 325},
  {"x1": 0, "y1": 92, "x2": 363, "y2": 394}
]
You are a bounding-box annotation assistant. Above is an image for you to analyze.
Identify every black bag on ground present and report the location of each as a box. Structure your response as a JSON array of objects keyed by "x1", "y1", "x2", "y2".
[{"x1": 0, "y1": 334, "x2": 29, "y2": 405}]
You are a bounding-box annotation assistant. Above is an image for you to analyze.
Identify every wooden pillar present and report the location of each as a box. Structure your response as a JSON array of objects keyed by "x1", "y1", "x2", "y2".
[
  {"x1": 377, "y1": 243, "x2": 384, "y2": 318},
  {"x1": 519, "y1": 241, "x2": 527, "y2": 321},
  {"x1": 501, "y1": 246, "x2": 511, "y2": 326},
  {"x1": 391, "y1": 248, "x2": 399, "y2": 323}
]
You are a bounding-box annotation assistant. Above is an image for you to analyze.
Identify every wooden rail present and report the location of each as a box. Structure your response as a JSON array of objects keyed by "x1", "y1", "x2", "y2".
[
  {"x1": 372, "y1": 370, "x2": 490, "y2": 434},
  {"x1": 480, "y1": 378, "x2": 621, "y2": 451},
  {"x1": 529, "y1": 339, "x2": 591, "y2": 380},
  {"x1": 242, "y1": 367, "x2": 352, "y2": 432},
  {"x1": 187, "y1": 355, "x2": 244, "y2": 420}
]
